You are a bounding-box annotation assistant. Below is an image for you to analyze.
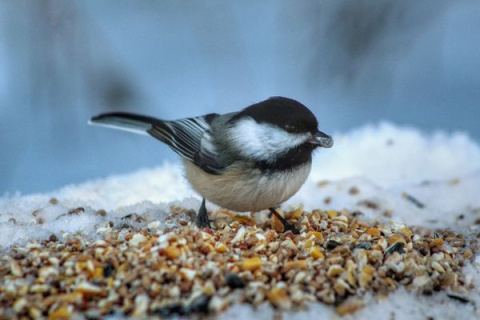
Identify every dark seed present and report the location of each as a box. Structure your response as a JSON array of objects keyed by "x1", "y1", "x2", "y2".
[
  {"x1": 402, "y1": 192, "x2": 425, "y2": 209},
  {"x1": 121, "y1": 213, "x2": 145, "y2": 222},
  {"x1": 122, "y1": 213, "x2": 134, "y2": 220},
  {"x1": 14, "y1": 253, "x2": 26, "y2": 260},
  {"x1": 103, "y1": 262, "x2": 115, "y2": 278},
  {"x1": 351, "y1": 211, "x2": 363, "y2": 217},
  {"x1": 153, "y1": 303, "x2": 186, "y2": 317},
  {"x1": 326, "y1": 240, "x2": 342, "y2": 250},
  {"x1": 358, "y1": 200, "x2": 379, "y2": 210},
  {"x1": 355, "y1": 242, "x2": 372, "y2": 250},
  {"x1": 348, "y1": 186, "x2": 360, "y2": 195},
  {"x1": 49, "y1": 234, "x2": 58, "y2": 242},
  {"x1": 447, "y1": 293, "x2": 472, "y2": 304},
  {"x1": 68, "y1": 207, "x2": 85, "y2": 215},
  {"x1": 96, "y1": 209, "x2": 107, "y2": 217},
  {"x1": 383, "y1": 210, "x2": 393, "y2": 218},
  {"x1": 226, "y1": 273, "x2": 246, "y2": 289},
  {"x1": 187, "y1": 294, "x2": 211, "y2": 313},
  {"x1": 385, "y1": 242, "x2": 404, "y2": 256},
  {"x1": 115, "y1": 223, "x2": 132, "y2": 230}
]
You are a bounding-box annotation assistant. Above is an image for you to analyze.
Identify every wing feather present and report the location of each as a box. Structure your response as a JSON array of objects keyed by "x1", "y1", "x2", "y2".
[
  {"x1": 90, "y1": 111, "x2": 224, "y2": 174},
  {"x1": 148, "y1": 114, "x2": 224, "y2": 174}
]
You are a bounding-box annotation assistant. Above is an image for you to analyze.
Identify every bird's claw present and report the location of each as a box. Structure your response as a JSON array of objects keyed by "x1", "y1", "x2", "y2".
[
  {"x1": 195, "y1": 198, "x2": 211, "y2": 229},
  {"x1": 269, "y1": 208, "x2": 300, "y2": 234}
]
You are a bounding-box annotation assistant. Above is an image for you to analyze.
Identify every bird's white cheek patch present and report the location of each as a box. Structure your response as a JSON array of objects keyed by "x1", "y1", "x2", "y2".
[{"x1": 229, "y1": 118, "x2": 309, "y2": 160}]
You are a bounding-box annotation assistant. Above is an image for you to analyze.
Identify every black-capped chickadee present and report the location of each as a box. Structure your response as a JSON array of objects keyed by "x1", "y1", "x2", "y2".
[{"x1": 90, "y1": 97, "x2": 333, "y2": 232}]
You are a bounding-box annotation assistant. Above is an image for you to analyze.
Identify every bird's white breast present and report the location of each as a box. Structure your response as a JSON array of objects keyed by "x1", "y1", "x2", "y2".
[{"x1": 183, "y1": 160, "x2": 311, "y2": 212}]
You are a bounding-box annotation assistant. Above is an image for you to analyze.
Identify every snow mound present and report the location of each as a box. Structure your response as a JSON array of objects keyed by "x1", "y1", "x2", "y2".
[{"x1": 1, "y1": 122, "x2": 480, "y2": 248}]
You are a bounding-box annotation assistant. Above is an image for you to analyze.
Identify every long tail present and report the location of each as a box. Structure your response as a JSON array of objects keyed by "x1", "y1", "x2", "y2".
[{"x1": 89, "y1": 112, "x2": 163, "y2": 135}]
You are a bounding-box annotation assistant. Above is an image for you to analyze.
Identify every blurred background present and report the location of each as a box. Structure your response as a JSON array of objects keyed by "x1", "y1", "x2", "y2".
[{"x1": 1, "y1": 0, "x2": 479, "y2": 194}]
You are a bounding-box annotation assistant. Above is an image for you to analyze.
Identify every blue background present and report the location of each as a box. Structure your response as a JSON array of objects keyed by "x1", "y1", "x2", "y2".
[{"x1": 1, "y1": 1, "x2": 479, "y2": 194}]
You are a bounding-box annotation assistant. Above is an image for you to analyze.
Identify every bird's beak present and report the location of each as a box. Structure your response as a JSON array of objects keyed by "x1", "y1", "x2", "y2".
[{"x1": 309, "y1": 130, "x2": 334, "y2": 148}]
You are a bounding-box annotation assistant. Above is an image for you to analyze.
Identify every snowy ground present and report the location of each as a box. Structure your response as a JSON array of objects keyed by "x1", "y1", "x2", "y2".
[{"x1": 1, "y1": 123, "x2": 480, "y2": 319}]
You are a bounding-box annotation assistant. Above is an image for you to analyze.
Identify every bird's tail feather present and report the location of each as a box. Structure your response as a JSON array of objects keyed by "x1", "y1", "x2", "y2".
[{"x1": 89, "y1": 112, "x2": 163, "y2": 136}]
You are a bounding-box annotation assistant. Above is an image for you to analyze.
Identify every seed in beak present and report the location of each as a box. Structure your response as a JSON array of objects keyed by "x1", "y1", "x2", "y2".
[{"x1": 310, "y1": 130, "x2": 333, "y2": 148}]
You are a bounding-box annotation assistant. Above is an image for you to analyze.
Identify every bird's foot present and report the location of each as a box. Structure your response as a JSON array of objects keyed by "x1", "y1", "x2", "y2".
[
  {"x1": 269, "y1": 208, "x2": 300, "y2": 234},
  {"x1": 195, "y1": 198, "x2": 211, "y2": 229}
]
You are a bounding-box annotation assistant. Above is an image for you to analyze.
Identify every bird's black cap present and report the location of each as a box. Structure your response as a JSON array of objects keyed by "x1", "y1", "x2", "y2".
[{"x1": 230, "y1": 97, "x2": 318, "y2": 133}]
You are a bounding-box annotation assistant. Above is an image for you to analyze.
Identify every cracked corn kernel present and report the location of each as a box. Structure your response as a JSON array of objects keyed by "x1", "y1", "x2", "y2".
[
  {"x1": 48, "y1": 307, "x2": 71, "y2": 320},
  {"x1": 429, "y1": 238, "x2": 444, "y2": 247},
  {"x1": 303, "y1": 238, "x2": 314, "y2": 249},
  {"x1": 241, "y1": 257, "x2": 262, "y2": 271},
  {"x1": 76, "y1": 282, "x2": 102, "y2": 296},
  {"x1": 215, "y1": 242, "x2": 228, "y2": 253},
  {"x1": 365, "y1": 227, "x2": 381, "y2": 236},
  {"x1": 336, "y1": 298, "x2": 364, "y2": 315},
  {"x1": 359, "y1": 265, "x2": 375, "y2": 288},
  {"x1": 288, "y1": 208, "x2": 304, "y2": 219},
  {"x1": 163, "y1": 245, "x2": 181, "y2": 259},
  {"x1": 463, "y1": 249, "x2": 473, "y2": 259},
  {"x1": 400, "y1": 227, "x2": 413, "y2": 237},
  {"x1": 388, "y1": 234, "x2": 406, "y2": 245},
  {"x1": 232, "y1": 215, "x2": 256, "y2": 226},
  {"x1": 327, "y1": 265, "x2": 344, "y2": 278},
  {"x1": 268, "y1": 288, "x2": 291, "y2": 309},
  {"x1": 271, "y1": 214, "x2": 285, "y2": 233},
  {"x1": 311, "y1": 247, "x2": 325, "y2": 260},
  {"x1": 29, "y1": 307, "x2": 42, "y2": 319},
  {"x1": 13, "y1": 298, "x2": 27, "y2": 313},
  {"x1": 307, "y1": 231, "x2": 324, "y2": 240},
  {"x1": 327, "y1": 210, "x2": 338, "y2": 219},
  {"x1": 284, "y1": 260, "x2": 307, "y2": 271}
]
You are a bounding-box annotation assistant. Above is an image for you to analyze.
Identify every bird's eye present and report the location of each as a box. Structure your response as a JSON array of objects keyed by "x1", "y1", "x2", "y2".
[{"x1": 284, "y1": 124, "x2": 297, "y2": 133}]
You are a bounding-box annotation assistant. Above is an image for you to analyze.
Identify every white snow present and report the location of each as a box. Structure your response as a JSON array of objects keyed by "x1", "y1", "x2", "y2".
[{"x1": 1, "y1": 122, "x2": 480, "y2": 319}]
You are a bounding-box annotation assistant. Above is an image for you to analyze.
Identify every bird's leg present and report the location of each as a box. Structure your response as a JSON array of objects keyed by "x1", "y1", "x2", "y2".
[
  {"x1": 269, "y1": 208, "x2": 300, "y2": 234},
  {"x1": 195, "y1": 198, "x2": 211, "y2": 229},
  {"x1": 267, "y1": 205, "x2": 281, "y2": 218}
]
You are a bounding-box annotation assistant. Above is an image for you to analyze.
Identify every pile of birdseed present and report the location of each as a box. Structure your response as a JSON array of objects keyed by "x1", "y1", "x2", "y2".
[{"x1": 0, "y1": 207, "x2": 478, "y2": 319}]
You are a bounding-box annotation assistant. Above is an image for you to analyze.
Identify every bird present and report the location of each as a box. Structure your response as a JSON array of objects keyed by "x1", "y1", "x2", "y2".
[{"x1": 89, "y1": 96, "x2": 333, "y2": 232}]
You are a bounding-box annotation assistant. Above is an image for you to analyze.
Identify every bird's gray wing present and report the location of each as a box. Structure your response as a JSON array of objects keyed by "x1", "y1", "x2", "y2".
[{"x1": 148, "y1": 113, "x2": 225, "y2": 174}]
